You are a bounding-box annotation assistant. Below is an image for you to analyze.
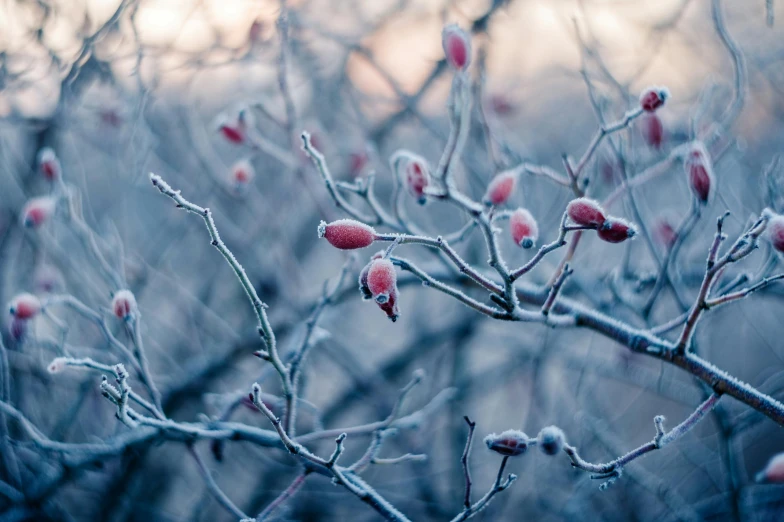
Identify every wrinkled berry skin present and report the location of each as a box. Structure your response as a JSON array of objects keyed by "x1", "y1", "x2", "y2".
[
  {"x1": 112, "y1": 290, "x2": 137, "y2": 321},
  {"x1": 484, "y1": 171, "x2": 517, "y2": 206},
  {"x1": 378, "y1": 289, "x2": 400, "y2": 322},
  {"x1": 510, "y1": 208, "x2": 539, "y2": 248},
  {"x1": 484, "y1": 430, "x2": 529, "y2": 457},
  {"x1": 442, "y1": 24, "x2": 471, "y2": 71},
  {"x1": 639, "y1": 87, "x2": 669, "y2": 112},
  {"x1": 598, "y1": 218, "x2": 637, "y2": 243},
  {"x1": 537, "y1": 426, "x2": 565, "y2": 456},
  {"x1": 319, "y1": 219, "x2": 377, "y2": 250},
  {"x1": 567, "y1": 198, "x2": 606, "y2": 228}
]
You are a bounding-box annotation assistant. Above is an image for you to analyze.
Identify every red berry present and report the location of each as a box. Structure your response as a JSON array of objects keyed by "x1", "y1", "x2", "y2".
[
  {"x1": 684, "y1": 144, "x2": 714, "y2": 204},
  {"x1": 112, "y1": 290, "x2": 137, "y2": 320},
  {"x1": 598, "y1": 217, "x2": 637, "y2": 243},
  {"x1": 230, "y1": 159, "x2": 255, "y2": 192},
  {"x1": 639, "y1": 86, "x2": 669, "y2": 112},
  {"x1": 220, "y1": 124, "x2": 244, "y2": 144},
  {"x1": 8, "y1": 293, "x2": 41, "y2": 320},
  {"x1": 484, "y1": 170, "x2": 517, "y2": 206},
  {"x1": 442, "y1": 24, "x2": 471, "y2": 71},
  {"x1": 484, "y1": 430, "x2": 529, "y2": 457},
  {"x1": 358, "y1": 251, "x2": 384, "y2": 300},
  {"x1": 566, "y1": 198, "x2": 606, "y2": 228},
  {"x1": 640, "y1": 113, "x2": 664, "y2": 149},
  {"x1": 21, "y1": 197, "x2": 56, "y2": 228},
  {"x1": 509, "y1": 208, "x2": 539, "y2": 248},
  {"x1": 391, "y1": 150, "x2": 431, "y2": 204},
  {"x1": 38, "y1": 147, "x2": 61, "y2": 181},
  {"x1": 654, "y1": 217, "x2": 678, "y2": 248},
  {"x1": 378, "y1": 288, "x2": 400, "y2": 322},
  {"x1": 367, "y1": 258, "x2": 397, "y2": 303},
  {"x1": 767, "y1": 214, "x2": 784, "y2": 253},
  {"x1": 318, "y1": 219, "x2": 377, "y2": 250},
  {"x1": 757, "y1": 453, "x2": 784, "y2": 483}
]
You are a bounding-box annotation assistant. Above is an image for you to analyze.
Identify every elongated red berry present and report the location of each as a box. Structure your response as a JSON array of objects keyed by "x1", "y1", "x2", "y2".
[
  {"x1": 112, "y1": 290, "x2": 137, "y2": 320},
  {"x1": 442, "y1": 24, "x2": 471, "y2": 71},
  {"x1": 319, "y1": 219, "x2": 377, "y2": 250},
  {"x1": 757, "y1": 453, "x2": 784, "y2": 483},
  {"x1": 684, "y1": 143, "x2": 714, "y2": 204},
  {"x1": 767, "y1": 214, "x2": 784, "y2": 253},
  {"x1": 566, "y1": 198, "x2": 606, "y2": 228},
  {"x1": 358, "y1": 251, "x2": 385, "y2": 300},
  {"x1": 230, "y1": 159, "x2": 255, "y2": 192},
  {"x1": 367, "y1": 258, "x2": 397, "y2": 304},
  {"x1": 217, "y1": 111, "x2": 249, "y2": 145},
  {"x1": 509, "y1": 208, "x2": 539, "y2": 249},
  {"x1": 484, "y1": 430, "x2": 529, "y2": 457},
  {"x1": 640, "y1": 113, "x2": 664, "y2": 149},
  {"x1": 8, "y1": 293, "x2": 41, "y2": 320},
  {"x1": 21, "y1": 197, "x2": 56, "y2": 228},
  {"x1": 537, "y1": 426, "x2": 565, "y2": 456},
  {"x1": 639, "y1": 86, "x2": 669, "y2": 112},
  {"x1": 391, "y1": 150, "x2": 431, "y2": 204},
  {"x1": 484, "y1": 170, "x2": 518, "y2": 206},
  {"x1": 598, "y1": 217, "x2": 637, "y2": 243},
  {"x1": 38, "y1": 147, "x2": 61, "y2": 181}
]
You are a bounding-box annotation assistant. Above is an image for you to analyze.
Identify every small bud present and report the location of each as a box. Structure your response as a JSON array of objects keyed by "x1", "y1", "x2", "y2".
[
  {"x1": 640, "y1": 113, "x2": 664, "y2": 149},
  {"x1": 598, "y1": 217, "x2": 637, "y2": 243},
  {"x1": 566, "y1": 198, "x2": 606, "y2": 228},
  {"x1": 484, "y1": 170, "x2": 518, "y2": 206},
  {"x1": 484, "y1": 429, "x2": 530, "y2": 457},
  {"x1": 367, "y1": 258, "x2": 397, "y2": 304},
  {"x1": 318, "y1": 219, "x2": 377, "y2": 250},
  {"x1": 112, "y1": 290, "x2": 137, "y2": 321},
  {"x1": 767, "y1": 214, "x2": 784, "y2": 253},
  {"x1": 8, "y1": 293, "x2": 41, "y2": 320},
  {"x1": 391, "y1": 150, "x2": 431, "y2": 205},
  {"x1": 230, "y1": 159, "x2": 255, "y2": 192},
  {"x1": 21, "y1": 197, "x2": 56, "y2": 228},
  {"x1": 217, "y1": 112, "x2": 247, "y2": 145},
  {"x1": 756, "y1": 453, "x2": 784, "y2": 483},
  {"x1": 684, "y1": 143, "x2": 715, "y2": 204},
  {"x1": 509, "y1": 208, "x2": 539, "y2": 248},
  {"x1": 488, "y1": 94, "x2": 514, "y2": 116},
  {"x1": 37, "y1": 147, "x2": 61, "y2": 181},
  {"x1": 358, "y1": 251, "x2": 385, "y2": 300},
  {"x1": 537, "y1": 426, "x2": 565, "y2": 456},
  {"x1": 442, "y1": 24, "x2": 471, "y2": 71},
  {"x1": 47, "y1": 357, "x2": 68, "y2": 374},
  {"x1": 639, "y1": 86, "x2": 669, "y2": 112}
]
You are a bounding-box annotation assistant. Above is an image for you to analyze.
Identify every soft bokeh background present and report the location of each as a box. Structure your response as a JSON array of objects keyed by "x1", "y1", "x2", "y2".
[{"x1": 1, "y1": 0, "x2": 784, "y2": 521}]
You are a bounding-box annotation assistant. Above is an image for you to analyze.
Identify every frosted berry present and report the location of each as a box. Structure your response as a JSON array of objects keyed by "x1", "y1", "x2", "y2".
[
  {"x1": 566, "y1": 198, "x2": 606, "y2": 228},
  {"x1": 358, "y1": 251, "x2": 384, "y2": 300},
  {"x1": 112, "y1": 290, "x2": 137, "y2": 321},
  {"x1": 230, "y1": 159, "x2": 255, "y2": 192},
  {"x1": 484, "y1": 170, "x2": 518, "y2": 206},
  {"x1": 217, "y1": 111, "x2": 249, "y2": 145},
  {"x1": 639, "y1": 86, "x2": 669, "y2": 112},
  {"x1": 757, "y1": 453, "x2": 784, "y2": 483},
  {"x1": 21, "y1": 197, "x2": 56, "y2": 228},
  {"x1": 767, "y1": 214, "x2": 784, "y2": 253},
  {"x1": 537, "y1": 426, "x2": 565, "y2": 456},
  {"x1": 484, "y1": 430, "x2": 529, "y2": 457},
  {"x1": 8, "y1": 293, "x2": 41, "y2": 320},
  {"x1": 598, "y1": 217, "x2": 637, "y2": 243},
  {"x1": 318, "y1": 219, "x2": 377, "y2": 250},
  {"x1": 442, "y1": 24, "x2": 471, "y2": 71},
  {"x1": 684, "y1": 143, "x2": 714, "y2": 204},
  {"x1": 640, "y1": 113, "x2": 664, "y2": 149},
  {"x1": 38, "y1": 147, "x2": 61, "y2": 181},
  {"x1": 367, "y1": 258, "x2": 397, "y2": 304},
  {"x1": 509, "y1": 208, "x2": 539, "y2": 248},
  {"x1": 378, "y1": 288, "x2": 400, "y2": 322}
]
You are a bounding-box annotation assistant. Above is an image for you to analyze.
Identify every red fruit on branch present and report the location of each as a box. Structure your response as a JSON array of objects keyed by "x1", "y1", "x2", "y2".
[
  {"x1": 684, "y1": 143, "x2": 715, "y2": 204},
  {"x1": 639, "y1": 86, "x2": 669, "y2": 112},
  {"x1": 367, "y1": 258, "x2": 397, "y2": 304},
  {"x1": 318, "y1": 219, "x2": 377, "y2": 250},
  {"x1": 484, "y1": 430, "x2": 530, "y2": 456},
  {"x1": 767, "y1": 214, "x2": 784, "y2": 253},
  {"x1": 8, "y1": 293, "x2": 41, "y2": 320},
  {"x1": 598, "y1": 217, "x2": 637, "y2": 243},
  {"x1": 484, "y1": 170, "x2": 518, "y2": 206},
  {"x1": 566, "y1": 198, "x2": 606, "y2": 228},
  {"x1": 230, "y1": 159, "x2": 255, "y2": 192},
  {"x1": 509, "y1": 208, "x2": 539, "y2": 249},
  {"x1": 38, "y1": 147, "x2": 61, "y2": 181},
  {"x1": 21, "y1": 197, "x2": 56, "y2": 229},
  {"x1": 442, "y1": 24, "x2": 471, "y2": 71},
  {"x1": 358, "y1": 251, "x2": 385, "y2": 300},
  {"x1": 112, "y1": 290, "x2": 137, "y2": 321}
]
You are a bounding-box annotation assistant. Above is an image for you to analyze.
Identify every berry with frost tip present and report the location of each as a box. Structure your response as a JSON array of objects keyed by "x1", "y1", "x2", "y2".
[
  {"x1": 391, "y1": 150, "x2": 432, "y2": 205},
  {"x1": 684, "y1": 143, "x2": 715, "y2": 204},
  {"x1": 38, "y1": 147, "x2": 61, "y2": 181},
  {"x1": 217, "y1": 110, "x2": 250, "y2": 145},
  {"x1": 112, "y1": 290, "x2": 137, "y2": 321},
  {"x1": 756, "y1": 452, "x2": 784, "y2": 483},
  {"x1": 639, "y1": 86, "x2": 669, "y2": 112},
  {"x1": 484, "y1": 170, "x2": 518, "y2": 206},
  {"x1": 509, "y1": 208, "x2": 539, "y2": 249},
  {"x1": 318, "y1": 219, "x2": 377, "y2": 250},
  {"x1": 442, "y1": 24, "x2": 471, "y2": 71},
  {"x1": 598, "y1": 217, "x2": 637, "y2": 243},
  {"x1": 367, "y1": 258, "x2": 397, "y2": 304},
  {"x1": 21, "y1": 197, "x2": 56, "y2": 229},
  {"x1": 358, "y1": 251, "x2": 384, "y2": 300},
  {"x1": 640, "y1": 113, "x2": 664, "y2": 149},
  {"x1": 484, "y1": 430, "x2": 530, "y2": 456},
  {"x1": 537, "y1": 426, "x2": 565, "y2": 456},
  {"x1": 8, "y1": 293, "x2": 41, "y2": 320},
  {"x1": 230, "y1": 159, "x2": 255, "y2": 192},
  {"x1": 566, "y1": 198, "x2": 606, "y2": 228}
]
